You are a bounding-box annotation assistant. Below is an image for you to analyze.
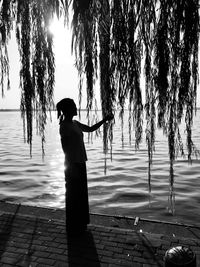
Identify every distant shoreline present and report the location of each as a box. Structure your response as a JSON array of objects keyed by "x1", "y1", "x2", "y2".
[
  {"x1": 0, "y1": 109, "x2": 101, "y2": 112},
  {"x1": 1, "y1": 107, "x2": 200, "y2": 112},
  {"x1": 0, "y1": 109, "x2": 20, "y2": 112}
]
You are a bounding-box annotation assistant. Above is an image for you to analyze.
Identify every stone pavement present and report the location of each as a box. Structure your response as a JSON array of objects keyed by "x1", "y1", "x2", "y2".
[{"x1": 0, "y1": 201, "x2": 200, "y2": 267}]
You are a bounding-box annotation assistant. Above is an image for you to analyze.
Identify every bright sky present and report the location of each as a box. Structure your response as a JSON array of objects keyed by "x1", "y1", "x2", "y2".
[
  {"x1": 0, "y1": 17, "x2": 84, "y2": 110},
  {"x1": 0, "y1": 17, "x2": 199, "y2": 109}
]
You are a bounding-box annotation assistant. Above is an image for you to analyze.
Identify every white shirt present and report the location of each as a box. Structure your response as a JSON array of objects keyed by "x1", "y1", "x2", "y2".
[{"x1": 60, "y1": 120, "x2": 87, "y2": 163}]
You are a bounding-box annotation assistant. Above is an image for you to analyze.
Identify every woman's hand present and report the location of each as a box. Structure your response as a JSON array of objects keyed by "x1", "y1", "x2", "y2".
[
  {"x1": 104, "y1": 114, "x2": 114, "y2": 122},
  {"x1": 78, "y1": 114, "x2": 114, "y2": 132}
]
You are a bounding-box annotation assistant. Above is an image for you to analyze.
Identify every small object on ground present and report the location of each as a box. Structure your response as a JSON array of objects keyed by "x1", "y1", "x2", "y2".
[
  {"x1": 134, "y1": 216, "x2": 139, "y2": 226},
  {"x1": 164, "y1": 246, "x2": 196, "y2": 267}
]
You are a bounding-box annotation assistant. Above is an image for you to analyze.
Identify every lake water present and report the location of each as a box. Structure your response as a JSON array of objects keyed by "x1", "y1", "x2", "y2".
[{"x1": 0, "y1": 110, "x2": 200, "y2": 226}]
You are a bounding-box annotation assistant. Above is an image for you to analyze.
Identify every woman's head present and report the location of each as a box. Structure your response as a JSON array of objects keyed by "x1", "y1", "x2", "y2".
[{"x1": 56, "y1": 98, "x2": 77, "y2": 121}]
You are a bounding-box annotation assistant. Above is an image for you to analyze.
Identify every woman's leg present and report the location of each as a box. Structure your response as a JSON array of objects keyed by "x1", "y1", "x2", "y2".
[{"x1": 65, "y1": 162, "x2": 89, "y2": 233}]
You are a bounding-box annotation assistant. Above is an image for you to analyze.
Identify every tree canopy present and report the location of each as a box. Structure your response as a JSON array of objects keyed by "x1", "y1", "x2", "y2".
[{"x1": 0, "y1": 0, "x2": 199, "y2": 213}]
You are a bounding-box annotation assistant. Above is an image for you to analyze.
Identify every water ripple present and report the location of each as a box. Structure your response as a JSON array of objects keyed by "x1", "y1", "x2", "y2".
[{"x1": 0, "y1": 111, "x2": 200, "y2": 226}]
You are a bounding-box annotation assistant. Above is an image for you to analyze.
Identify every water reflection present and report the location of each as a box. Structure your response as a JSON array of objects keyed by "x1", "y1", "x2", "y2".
[{"x1": 0, "y1": 111, "x2": 200, "y2": 226}]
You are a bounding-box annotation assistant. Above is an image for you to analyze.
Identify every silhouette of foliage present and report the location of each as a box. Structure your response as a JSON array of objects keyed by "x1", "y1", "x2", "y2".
[
  {"x1": 0, "y1": 0, "x2": 68, "y2": 155},
  {"x1": 70, "y1": 0, "x2": 199, "y2": 210},
  {"x1": 0, "y1": 0, "x2": 199, "y2": 211}
]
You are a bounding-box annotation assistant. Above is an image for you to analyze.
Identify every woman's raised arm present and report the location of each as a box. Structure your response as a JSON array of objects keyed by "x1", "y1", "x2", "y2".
[{"x1": 77, "y1": 114, "x2": 114, "y2": 133}]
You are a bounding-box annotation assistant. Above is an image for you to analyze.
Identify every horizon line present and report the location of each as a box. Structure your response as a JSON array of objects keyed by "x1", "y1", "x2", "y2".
[{"x1": 1, "y1": 107, "x2": 200, "y2": 112}]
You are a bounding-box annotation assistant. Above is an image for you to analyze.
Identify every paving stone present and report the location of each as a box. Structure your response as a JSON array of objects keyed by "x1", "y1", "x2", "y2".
[
  {"x1": 36, "y1": 257, "x2": 56, "y2": 265},
  {"x1": 0, "y1": 202, "x2": 200, "y2": 267}
]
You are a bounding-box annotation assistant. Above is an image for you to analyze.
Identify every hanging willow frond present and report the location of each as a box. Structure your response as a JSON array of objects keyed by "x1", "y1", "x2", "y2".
[
  {"x1": 140, "y1": 0, "x2": 156, "y2": 194},
  {"x1": 110, "y1": 0, "x2": 143, "y2": 148},
  {"x1": 178, "y1": 0, "x2": 199, "y2": 118},
  {"x1": 0, "y1": 0, "x2": 13, "y2": 96},
  {"x1": 0, "y1": 0, "x2": 68, "y2": 153},
  {"x1": 0, "y1": 44, "x2": 10, "y2": 97},
  {"x1": 98, "y1": 0, "x2": 115, "y2": 155},
  {"x1": 71, "y1": 0, "x2": 96, "y2": 115},
  {"x1": 70, "y1": 0, "x2": 199, "y2": 201},
  {"x1": 17, "y1": 0, "x2": 33, "y2": 153},
  {"x1": 110, "y1": 0, "x2": 128, "y2": 146},
  {"x1": 15, "y1": 0, "x2": 67, "y2": 155},
  {"x1": 71, "y1": 0, "x2": 115, "y2": 156},
  {"x1": 154, "y1": 1, "x2": 170, "y2": 129},
  {"x1": 127, "y1": 0, "x2": 143, "y2": 149}
]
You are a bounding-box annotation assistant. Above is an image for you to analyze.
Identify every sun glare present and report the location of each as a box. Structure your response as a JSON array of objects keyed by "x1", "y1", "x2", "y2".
[
  {"x1": 49, "y1": 20, "x2": 57, "y2": 36},
  {"x1": 49, "y1": 17, "x2": 67, "y2": 38},
  {"x1": 48, "y1": 16, "x2": 72, "y2": 49},
  {"x1": 47, "y1": 16, "x2": 79, "y2": 104},
  {"x1": 48, "y1": 17, "x2": 72, "y2": 59}
]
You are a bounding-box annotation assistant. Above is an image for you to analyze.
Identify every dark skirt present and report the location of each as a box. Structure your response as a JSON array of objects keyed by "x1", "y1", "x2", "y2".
[{"x1": 64, "y1": 162, "x2": 90, "y2": 232}]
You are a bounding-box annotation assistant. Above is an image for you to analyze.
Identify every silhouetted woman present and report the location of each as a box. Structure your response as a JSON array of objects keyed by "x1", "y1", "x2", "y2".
[{"x1": 56, "y1": 98, "x2": 113, "y2": 235}]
